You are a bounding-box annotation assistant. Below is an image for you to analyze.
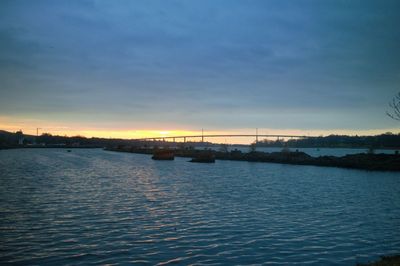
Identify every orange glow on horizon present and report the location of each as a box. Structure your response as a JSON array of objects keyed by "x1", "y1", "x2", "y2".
[{"x1": 1, "y1": 116, "x2": 399, "y2": 144}]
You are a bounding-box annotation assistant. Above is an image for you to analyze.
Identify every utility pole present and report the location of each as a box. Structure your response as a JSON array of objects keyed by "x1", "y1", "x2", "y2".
[
  {"x1": 35, "y1": 127, "x2": 41, "y2": 145},
  {"x1": 256, "y1": 128, "x2": 258, "y2": 143},
  {"x1": 201, "y1": 128, "x2": 204, "y2": 143}
]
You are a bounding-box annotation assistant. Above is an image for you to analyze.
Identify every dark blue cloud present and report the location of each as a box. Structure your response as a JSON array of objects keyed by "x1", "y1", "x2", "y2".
[{"x1": 0, "y1": 0, "x2": 399, "y2": 130}]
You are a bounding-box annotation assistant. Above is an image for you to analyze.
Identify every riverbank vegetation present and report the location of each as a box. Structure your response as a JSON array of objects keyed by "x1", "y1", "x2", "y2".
[
  {"x1": 1, "y1": 130, "x2": 400, "y2": 150},
  {"x1": 258, "y1": 133, "x2": 400, "y2": 149}
]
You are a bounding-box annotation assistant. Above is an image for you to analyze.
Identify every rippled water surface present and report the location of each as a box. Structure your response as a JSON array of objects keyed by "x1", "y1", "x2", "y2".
[{"x1": 1, "y1": 149, "x2": 399, "y2": 265}]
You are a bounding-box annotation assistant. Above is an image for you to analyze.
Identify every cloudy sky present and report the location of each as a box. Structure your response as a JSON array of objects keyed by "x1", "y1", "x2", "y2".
[{"x1": 0, "y1": 0, "x2": 399, "y2": 138}]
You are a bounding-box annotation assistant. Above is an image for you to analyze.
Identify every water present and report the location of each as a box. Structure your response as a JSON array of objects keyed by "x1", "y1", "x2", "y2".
[{"x1": 1, "y1": 148, "x2": 399, "y2": 265}]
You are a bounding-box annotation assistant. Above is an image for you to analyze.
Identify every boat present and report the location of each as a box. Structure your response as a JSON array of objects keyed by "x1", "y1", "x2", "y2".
[
  {"x1": 189, "y1": 153, "x2": 215, "y2": 163},
  {"x1": 152, "y1": 150, "x2": 174, "y2": 160}
]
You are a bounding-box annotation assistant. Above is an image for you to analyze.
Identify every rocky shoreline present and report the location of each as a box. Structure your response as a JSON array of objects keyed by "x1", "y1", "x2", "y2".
[
  {"x1": 106, "y1": 147, "x2": 400, "y2": 171},
  {"x1": 357, "y1": 255, "x2": 400, "y2": 265}
]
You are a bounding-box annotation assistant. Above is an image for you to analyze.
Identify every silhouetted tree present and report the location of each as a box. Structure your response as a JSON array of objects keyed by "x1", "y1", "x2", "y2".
[
  {"x1": 249, "y1": 143, "x2": 256, "y2": 152},
  {"x1": 387, "y1": 92, "x2": 400, "y2": 121},
  {"x1": 15, "y1": 130, "x2": 24, "y2": 145},
  {"x1": 219, "y1": 143, "x2": 228, "y2": 153}
]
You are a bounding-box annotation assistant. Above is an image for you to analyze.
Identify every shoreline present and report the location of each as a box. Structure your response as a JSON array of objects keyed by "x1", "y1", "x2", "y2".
[
  {"x1": 106, "y1": 147, "x2": 400, "y2": 171},
  {"x1": 357, "y1": 255, "x2": 400, "y2": 265}
]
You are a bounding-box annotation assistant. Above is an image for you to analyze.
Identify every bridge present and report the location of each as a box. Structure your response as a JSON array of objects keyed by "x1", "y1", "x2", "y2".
[{"x1": 134, "y1": 134, "x2": 316, "y2": 143}]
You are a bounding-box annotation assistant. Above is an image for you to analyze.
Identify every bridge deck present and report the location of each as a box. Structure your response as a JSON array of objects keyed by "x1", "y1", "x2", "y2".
[{"x1": 135, "y1": 134, "x2": 315, "y2": 141}]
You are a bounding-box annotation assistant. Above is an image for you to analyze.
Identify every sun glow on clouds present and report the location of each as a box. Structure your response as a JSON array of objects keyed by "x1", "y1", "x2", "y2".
[
  {"x1": 4, "y1": 113, "x2": 397, "y2": 145},
  {"x1": 0, "y1": 116, "x2": 201, "y2": 139},
  {"x1": 1, "y1": 116, "x2": 399, "y2": 144},
  {"x1": 32, "y1": 129, "x2": 206, "y2": 140}
]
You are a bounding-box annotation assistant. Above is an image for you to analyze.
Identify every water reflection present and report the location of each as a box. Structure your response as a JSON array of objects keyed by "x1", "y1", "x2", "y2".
[{"x1": 0, "y1": 148, "x2": 399, "y2": 265}]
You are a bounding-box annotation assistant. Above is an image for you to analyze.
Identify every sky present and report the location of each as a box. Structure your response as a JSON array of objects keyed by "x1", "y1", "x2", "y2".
[{"x1": 0, "y1": 0, "x2": 400, "y2": 140}]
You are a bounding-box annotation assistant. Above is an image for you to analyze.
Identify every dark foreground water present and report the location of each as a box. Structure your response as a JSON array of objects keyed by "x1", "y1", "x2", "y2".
[{"x1": 1, "y1": 149, "x2": 399, "y2": 265}]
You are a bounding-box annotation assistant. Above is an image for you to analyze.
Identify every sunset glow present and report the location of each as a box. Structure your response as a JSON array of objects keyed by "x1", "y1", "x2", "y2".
[
  {"x1": 1, "y1": 2, "x2": 400, "y2": 264},
  {"x1": 2, "y1": 115, "x2": 399, "y2": 144}
]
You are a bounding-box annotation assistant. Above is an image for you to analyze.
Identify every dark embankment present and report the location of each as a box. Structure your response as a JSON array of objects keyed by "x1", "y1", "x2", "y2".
[
  {"x1": 357, "y1": 255, "x2": 400, "y2": 266},
  {"x1": 105, "y1": 147, "x2": 400, "y2": 171}
]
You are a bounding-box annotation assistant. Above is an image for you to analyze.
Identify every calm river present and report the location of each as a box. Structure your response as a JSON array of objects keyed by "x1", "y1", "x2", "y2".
[{"x1": 1, "y1": 148, "x2": 399, "y2": 265}]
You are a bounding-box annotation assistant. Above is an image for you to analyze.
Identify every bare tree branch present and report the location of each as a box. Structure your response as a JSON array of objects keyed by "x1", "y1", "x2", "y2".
[{"x1": 387, "y1": 92, "x2": 400, "y2": 121}]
